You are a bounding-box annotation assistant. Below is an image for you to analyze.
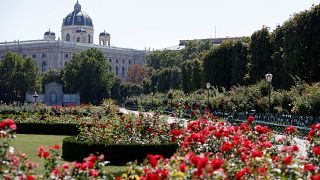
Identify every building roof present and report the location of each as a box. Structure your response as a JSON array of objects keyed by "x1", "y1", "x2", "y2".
[{"x1": 62, "y1": 1, "x2": 93, "y2": 27}]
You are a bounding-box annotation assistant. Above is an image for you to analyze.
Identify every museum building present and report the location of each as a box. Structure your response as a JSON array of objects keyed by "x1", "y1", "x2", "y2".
[{"x1": 0, "y1": 0, "x2": 146, "y2": 82}]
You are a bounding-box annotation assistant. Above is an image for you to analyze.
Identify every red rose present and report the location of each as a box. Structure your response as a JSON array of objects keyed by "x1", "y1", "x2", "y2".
[
  {"x1": 313, "y1": 146, "x2": 320, "y2": 156},
  {"x1": 43, "y1": 151, "x2": 50, "y2": 159},
  {"x1": 211, "y1": 158, "x2": 223, "y2": 171},
  {"x1": 247, "y1": 116, "x2": 254, "y2": 124},
  {"x1": 89, "y1": 169, "x2": 99, "y2": 177},
  {"x1": 282, "y1": 155, "x2": 293, "y2": 164},
  {"x1": 285, "y1": 126, "x2": 296, "y2": 134},
  {"x1": 179, "y1": 163, "x2": 186, "y2": 172}
]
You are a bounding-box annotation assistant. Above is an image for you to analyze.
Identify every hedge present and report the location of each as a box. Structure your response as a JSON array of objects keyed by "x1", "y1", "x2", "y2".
[
  {"x1": 62, "y1": 136, "x2": 178, "y2": 165},
  {"x1": 16, "y1": 123, "x2": 78, "y2": 135}
]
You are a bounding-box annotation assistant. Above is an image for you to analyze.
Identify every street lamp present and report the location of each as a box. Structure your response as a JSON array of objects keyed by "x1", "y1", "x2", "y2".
[
  {"x1": 265, "y1": 73, "x2": 273, "y2": 121},
  {"x1": 32, "y1": 91, "x2": 39, "y2": 104},
  {"x1": 206, "y1": 82, "x2": 211, "y2": 106}
]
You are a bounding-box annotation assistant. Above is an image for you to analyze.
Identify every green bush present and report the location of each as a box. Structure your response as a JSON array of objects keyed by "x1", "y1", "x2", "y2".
[
  {"x1": 16, "y1": 123, "x2": 78, "y2": 135},
  {"x1": 62, "y1": 136, "x2": 178, "y2": 165}
]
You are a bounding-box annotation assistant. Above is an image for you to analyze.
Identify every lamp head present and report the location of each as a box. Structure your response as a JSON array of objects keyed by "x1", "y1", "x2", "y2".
[{"x1": 265, "y1": 73, "x2": 273, "y2": 83}]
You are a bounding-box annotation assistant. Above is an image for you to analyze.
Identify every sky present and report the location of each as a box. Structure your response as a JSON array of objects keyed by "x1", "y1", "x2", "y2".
[{"x1": 0, "y1": 0, "x2": 319, "y2": 50}]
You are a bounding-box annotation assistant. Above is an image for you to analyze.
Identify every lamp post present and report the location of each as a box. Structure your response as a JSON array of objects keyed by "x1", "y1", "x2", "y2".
[
  {"x1": 265, "y1": 73, "x2": 273, "y2": 121},
  {"x1": 32, "y1": 91, "x2": 39, "y2": 104},
  {"x1": 206, "y1": 82, "x2": 211, "y2": 106}
]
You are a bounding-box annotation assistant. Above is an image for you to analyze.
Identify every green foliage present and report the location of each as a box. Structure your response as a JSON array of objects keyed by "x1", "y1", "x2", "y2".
[
  {"x1": 62, "y1": 48, "x2": 115, "y2": 103},
  {"x1": 0, "y1": 52, "x2": 39, "y2": 102},
  {"x1": 203, "y1": 40, "x2": 248, "y2": 89},
  {"x1": 181, "y1": 59, "x2": 203, "y2": 93},
  {"x1": 146, "y1": 50, "x2": 182, "y2": 70},
  {"x1": 120, "y1": 83, "x2": 143, "y2": 97},
  {"x1": 248, "y1": 26, "x2": 273, "y2": 83},
  {"x1": 157, "y1": 67, "x2": 181, "y2": 92},
  {"x1": 62, "y1": 136, "x2": 178, "y2": 165},
  {"x1": 180, "y1": 40, "x2": 212, "y2": 61},
  {"x1": 16, "y1": 123, "x2": 78, "y2": 135}
]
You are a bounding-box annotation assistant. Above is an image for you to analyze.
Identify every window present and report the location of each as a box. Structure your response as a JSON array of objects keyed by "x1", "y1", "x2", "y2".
[
  {"x1": 42, "y1": 61, "x2": 47, "y2": 72},
  {"x1": 42, "y1": 54, "x2": 46, "y2": 58},
  {"x1": 116, "y1": 59, "x2": 118, "y2": 63},
  {"x1": 122, "y1": 60, "x2": 125, "y2": 64},
  {"x1": 66, "y1": 34, "x2": 70, "y2": 41},
  {"x1": 32, "y1": 54, "x2": 37, "y2": 59},
  {"x1": 88, "y1": 35, "x2": 91, "y2": 43},
  {"x1": 77, "y1": 37, "x2": 80, "y2": 42},
  {"x1": 122, "y1": 67, "x2": 125, "y2": 77},
  {"x1": 109, "y1": 58, "x2": 112, "y2": 63},
  {"x1": 129, "y1": 60, "x2": 131, "y2": 64},
  {"x1": 77, "y1": 17, "x2": 81, "y2": 22},
  {"x1": 115, "y1": 66, "x2": 118, "y2": 76},
  {"x1": 65, "y1": 53, "x2": 69, "y2": 58},
  {"x1": 109, "y1": 66, "x2": 112, "y2": 71}
]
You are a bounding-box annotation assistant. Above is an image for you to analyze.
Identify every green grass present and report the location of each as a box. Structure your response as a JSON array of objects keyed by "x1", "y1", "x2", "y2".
[{"x1": 10, "y1": 134, "x2": 126, "y2": 175}]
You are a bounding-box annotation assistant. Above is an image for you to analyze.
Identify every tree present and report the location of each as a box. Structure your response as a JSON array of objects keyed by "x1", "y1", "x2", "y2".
[
  {"x1": 146, "y1": 50, "x2": 182, "y2": 70},
  {"x1": 62, "y1": 48, "x2": 115, "y2": 103},
  {"x1": 0, "y1": 52, "x2": 39, "y2": 102},
  {"x1": 248, "y1": 26, "x2": 273, "y2": 83},
  {"x1": 127, "y1": 64, "x2": 146, "y2": 84},
  {"x1": 157, "y1": 67, "x2": 181, "y2": 92}
]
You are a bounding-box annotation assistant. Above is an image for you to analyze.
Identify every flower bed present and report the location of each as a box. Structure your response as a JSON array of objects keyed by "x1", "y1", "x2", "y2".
[{"x1": 119, "y1": 115, "x2": 320, "y2": 179}]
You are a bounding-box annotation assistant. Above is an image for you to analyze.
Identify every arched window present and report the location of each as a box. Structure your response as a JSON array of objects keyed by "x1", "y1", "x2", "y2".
[
  {"x1": 115, "y1": 66, "x2": 118, "y2": 76},
  {"x1": 77, "y1": 37, "x2": 80, "y2": 42},
  {"x1": 42, "y1": 61, "x2": 47, "y2": 72},
  {"x1": 122, "y1": 67, "x2": 125, "y2": 77},
  {"x1": 88, "y1": 34, "x2": 91, "y2": 43},
  {"x1": 66, "y1": 34, "x2": 70, "y2": 41}
]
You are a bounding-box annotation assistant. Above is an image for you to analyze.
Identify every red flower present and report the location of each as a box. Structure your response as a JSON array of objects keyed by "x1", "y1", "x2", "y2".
[
  {"x1": 211, "y1": 158, "x2": 223, "y2": 171},
  {"x1": 86, "y1": 155, "x2": 97, "y2": 163},
  {"x1": 52, "y1": 167, "x2": 60, "y2": 176},
  {"x1": 147, "y1": 155, "x2": 163, "y2": 168},
  {"x1": 27, "y1": 175, "x2": 35, "y2": 180},
  {"x1": 291, "y1": 145, "x2": 299, "y2": 152},
  {"x1": 179, "y1": 163, "x2": 186, "y2": 172},
  {"x1": 313, "y1": 146, "x2": 320, "y2": 156},
  {"x1": 160, "y1": 169, "x2": 168, "y2": 179},
  {"x1": 197, "y1": 157, "x2": 208, "y2": 171},
  {"x1": 235, "y1": 168, "x2": 246, "y2": 180},
  {"x1": 146, "y1": 172, "x2": 160, "y2": 180},
  {"x1": 171, "y1": 129, "x2": 182, "y2": 137},
  {"x1": 285, "y1": 126, "x2": 296, "y2": 134},
  {"x1": 250, "y1": 150, "x2": 263, "y2": 158},
  {"x1": 43, "y1": 151, "x2": 50, "y2": 159},
  {"x1": 282, "y1": 155, "x2": 293, "y2": 165},
  {"x1": 247, "y1": 116, "x2": 254, "y2": 124},
  {"x1": 220, "y1": 142, "x2": 232, "y2": 152},
  {"x1": 116, "y1": 176, "x2": 122, "y2": 180},
  {"x1": 89, "y1": 169, "x2": 99, "y2": 177}
]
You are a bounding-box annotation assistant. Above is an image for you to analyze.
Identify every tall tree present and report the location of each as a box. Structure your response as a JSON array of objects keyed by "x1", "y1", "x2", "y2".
[
  {"x1": 248, "y1": 26, "x2": 273, "y2": 83},
  {"x1": 62, "y1": 48, "x2": 115, "y2": 103},
  {"x1": 127, "y1": 64, "x2": 146, "y2": 84},
  {"x1": 0, "y1": 52, "x2": 39, "y2": 102}
]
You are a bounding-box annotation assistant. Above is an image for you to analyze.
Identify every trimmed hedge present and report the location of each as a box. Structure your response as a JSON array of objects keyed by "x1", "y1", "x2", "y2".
[
  {"x1": 16, "y1": 123, "x2": 78, "y2": 135},
  {"x1": 62, "y1": 136, "x2": 178, "y2": 165}
]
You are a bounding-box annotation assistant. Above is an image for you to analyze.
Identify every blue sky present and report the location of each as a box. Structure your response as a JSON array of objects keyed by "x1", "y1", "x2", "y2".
[{"x1": 0, "y1": 0, "x2": 319, "y2": 50}]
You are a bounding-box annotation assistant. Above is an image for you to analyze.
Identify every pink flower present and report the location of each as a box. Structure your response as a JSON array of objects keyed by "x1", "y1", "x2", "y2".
[
  {"x1": 89, "y1": 169, "x2": 99, "y2": 177},
  {"x1": 285, "y1": 126, "x2": 296, "y2": 134},
  {"x1": 179, "y1": 163, "x2": 186, "y2": 172}
]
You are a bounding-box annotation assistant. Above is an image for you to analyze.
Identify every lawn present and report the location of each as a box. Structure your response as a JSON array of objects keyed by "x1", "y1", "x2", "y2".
[{"x1": 10, "y1": 134, "x2": 126, "y2": 175}]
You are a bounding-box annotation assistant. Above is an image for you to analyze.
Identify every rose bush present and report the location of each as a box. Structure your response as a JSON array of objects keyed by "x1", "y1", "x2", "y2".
[{"x1": 120, "y1": 116, "x2": 320, "y2": 179}]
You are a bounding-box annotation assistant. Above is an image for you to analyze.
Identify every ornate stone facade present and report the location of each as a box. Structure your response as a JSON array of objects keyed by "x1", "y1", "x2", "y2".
[{"x1": 0, "y1": 1, "x2": 146, "y2": 82}]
